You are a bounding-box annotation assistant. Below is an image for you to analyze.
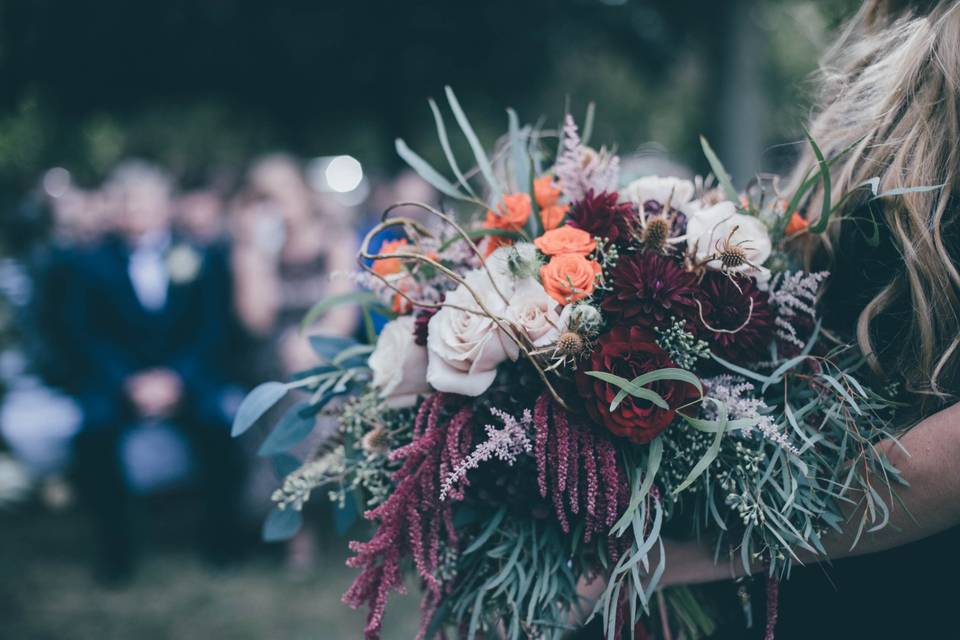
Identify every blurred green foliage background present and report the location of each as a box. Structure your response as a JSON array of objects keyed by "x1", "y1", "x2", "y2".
[{"x1": 0, "y1": 0, "x2": 857, "y2": 205}]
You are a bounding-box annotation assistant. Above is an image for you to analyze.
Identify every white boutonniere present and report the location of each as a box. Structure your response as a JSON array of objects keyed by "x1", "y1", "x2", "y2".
[{"x1": 166, "y1": 243, "x2": 203, "y2": 285}]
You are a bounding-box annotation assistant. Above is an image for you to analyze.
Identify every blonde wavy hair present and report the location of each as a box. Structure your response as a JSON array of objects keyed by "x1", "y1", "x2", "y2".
[{"x1": 792, "y1": 0, "x2": 960, "y2": 408}]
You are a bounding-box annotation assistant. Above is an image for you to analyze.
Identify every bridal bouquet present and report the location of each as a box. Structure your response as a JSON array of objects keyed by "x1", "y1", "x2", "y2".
[{"x1": 232, "y1": 89, "x2": 904, "y2": 640}]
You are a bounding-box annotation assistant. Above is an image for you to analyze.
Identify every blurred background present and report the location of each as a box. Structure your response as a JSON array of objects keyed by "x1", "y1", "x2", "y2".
[{"x1": 0, "y1": 1, "x2": 857, "y2": 638}]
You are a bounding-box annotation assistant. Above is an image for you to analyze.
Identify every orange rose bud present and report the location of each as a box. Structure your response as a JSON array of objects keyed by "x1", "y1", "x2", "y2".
[
  {"x1": 540, "y1": 253, "x2": 602, "y2": 304},
  {"x1": 485, "y1": 192, "x2": 532, "y2": 231},
  {"x1": 372, "y1": 238, "x2": 409, "y2": 277},
  {"x1": 534, "y1": 175, "x2": 562, "y2": 209},
  {"x1": 540, "y1": 204, "x2": 569, "y2": 231},
  {"x1": 482, "y1": 234, "x2": 513, "y2": 257},
  {"x1": 785, "y1": 211, "x2": 808, "y2": 235},
  {"x1": 534, "y1": 225, "x2": 596, "y2": 257}
]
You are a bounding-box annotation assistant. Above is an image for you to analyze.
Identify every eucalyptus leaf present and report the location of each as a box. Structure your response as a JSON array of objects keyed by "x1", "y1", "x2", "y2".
[
  {"x1": 257, "y1": 403, "x2": 316, "y2": 456},
  {"x1": 308, "y1": 335, "x2": 359, "y2": 362},
  {"x1": 300, "y1": 290, "x2": 384, "y2": 333},
  {"x1": 262, "y1": 507, "x2": 303, "y2": 542},
  {"x1": 231, "y1": 381, "x2": 287, "y2": 437},
  {"x1": 271, "y1": 453, "x2": 301, "y2": 479}
]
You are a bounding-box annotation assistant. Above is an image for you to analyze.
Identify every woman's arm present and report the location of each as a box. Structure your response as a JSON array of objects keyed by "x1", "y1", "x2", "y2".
[{"x1": 659, "y1": 401, "x2": 960, "y2": 587}]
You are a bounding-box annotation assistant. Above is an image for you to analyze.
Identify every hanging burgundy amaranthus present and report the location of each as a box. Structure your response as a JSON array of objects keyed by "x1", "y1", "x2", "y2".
[
  {"x1": 343, "y1": 393, "x2": 474, "y2": 640},
  {"x1": 533, "y1": 394, "x2": 630, "y2": 560}
]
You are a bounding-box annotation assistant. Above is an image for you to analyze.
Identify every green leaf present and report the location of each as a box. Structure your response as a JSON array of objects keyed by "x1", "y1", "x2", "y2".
[
  {"x1": 257, "y1": 403, "x2": 316, "y2": 456},
  {"x1": 507, "y1": 108, "x2": 530, "y2": 196},
  {"x1": 804, "y1": 131, "x2": 833, "y2": 234},
  {"x1": 271, "y1": 453, "x2": 301, "y2": 479},
  {"x1": 395, "y1": 138, "x2": 467, "y2": 201},
  {"x1": 308, "y1": 335, "x2": 359, "y2": 362},
  {"x1": 581, "y1": 102, "x2": 596, "y2": 147},
  {"x1": 463, "y1": 506, "x2": 507, "y2": 555},
  {"x1": 585, "y1": 371, "x2": 669, "y2": 410},
  {"x1": 429, "y1": 98, "x2": 477, "y2": 198},
  {"x1": 700, "y1": 136, "x2": 739, "y2": 203},
  {"x1": 437, "y1": 227, "x2": 522, "y2": 252},
  {"x1": 445, "y1": 86, "x2": 501, "y2": 203},
  {"x1": 262, "y1": 507, "x2": 303, "y2": 542},
  {"x1": 673, "y1": 400, "x2": 728, "y2": 494},
  {"x1": 334, "y1": 492, "x2": 359, "y2": 535},
  {"x1": 332, "y1": 343, "x2": 374, "y2": 366},
  {"x1": 231, "y1": 381, "x2": 287, "y2": 437},
  {"x1": 710, "y1": 352, "x2": 776, "y2": 385},
  {"x1": 610, "y1": 368, "x2": 702, "y2": 411},
  {"x1": 301, "y1": 290, "x2": 385, "y2": 333}
]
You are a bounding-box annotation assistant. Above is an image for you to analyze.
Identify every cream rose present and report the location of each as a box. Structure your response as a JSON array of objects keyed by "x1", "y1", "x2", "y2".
[
  {"x1": 426, "y1": 266, "x2": 518, "y2": 396},
  {"x1": 368, "y1": 316, "x2": 430, "y2": 408},
  {"x1": 685, "y1": 201, "x2": 772, "y2": 277},
  {"x1": 622, "y1": 176, "x2": 695, "y2": 210},
  {"x1": 505, "y1": 278, "x2": 570, "y2": 348}
]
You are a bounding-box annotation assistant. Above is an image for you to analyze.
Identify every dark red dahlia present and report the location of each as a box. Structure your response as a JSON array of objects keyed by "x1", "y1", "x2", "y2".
[
  {"x1": 567, "y1": 190, "x2": 637, "y2": 244},
  {"x1": 602, "y1": 252, "x2": 701, "y2": 329},
  {"x1": 696, "y1": 271, "x2": 774, "y2": 364},
  {"x1": 576, "y1": 326, "x2": 699, "y2": 444}
]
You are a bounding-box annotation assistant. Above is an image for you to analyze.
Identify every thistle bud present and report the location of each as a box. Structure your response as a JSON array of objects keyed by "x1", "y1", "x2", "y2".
[{"x1": 569, "y1": 303, "x2": 602, "y2": 335}]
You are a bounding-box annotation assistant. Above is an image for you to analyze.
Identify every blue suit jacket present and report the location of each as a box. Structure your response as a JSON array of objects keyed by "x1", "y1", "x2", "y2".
[{"x1": 64, "y1": 235, "x2": 234, "y2": 431}]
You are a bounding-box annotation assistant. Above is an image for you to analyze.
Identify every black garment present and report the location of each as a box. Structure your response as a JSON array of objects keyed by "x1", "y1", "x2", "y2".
[
  {"x1": 712, "y1": 204, "x2": 960, "y2": 639},
  {"x1": 65, "y1": 235, "x2": 245, "y2": 575}
]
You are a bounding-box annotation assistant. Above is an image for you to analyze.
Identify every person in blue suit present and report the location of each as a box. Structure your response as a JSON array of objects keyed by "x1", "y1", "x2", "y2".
[{"x1": 65, "y1": 161, "x2": 245, "y2": 583}]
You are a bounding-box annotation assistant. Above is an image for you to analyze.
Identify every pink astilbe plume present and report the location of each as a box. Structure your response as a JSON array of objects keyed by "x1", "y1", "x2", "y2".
[
  {"x1": 554, "y1": 114, "x2": 620, "y2": 202},
  {"x1": 439, "y1": 408, "x2": 533, "y2": 502},
  {"x1": 343, "y1": 394, "x2": 474, "y2": 640}
]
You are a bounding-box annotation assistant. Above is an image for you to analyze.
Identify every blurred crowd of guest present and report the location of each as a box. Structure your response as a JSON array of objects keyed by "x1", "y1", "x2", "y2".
[{"x1": 0, "y1": 154, "x2": 431, "y2": 584}]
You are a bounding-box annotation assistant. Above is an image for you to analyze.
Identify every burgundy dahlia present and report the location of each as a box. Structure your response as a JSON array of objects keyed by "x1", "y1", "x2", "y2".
[
  {"x1": 602, "y1": 252, "x2": 701, "y2": 329},
  {"x1": 696, "y1": 271, "x2": 774, "y2": 365},
  {"x1": 567, "y1": 190, "x2": 637, "y2": 244},
  {"x1": 576, "y1": 326, "x2": 699, "y2": 444}
]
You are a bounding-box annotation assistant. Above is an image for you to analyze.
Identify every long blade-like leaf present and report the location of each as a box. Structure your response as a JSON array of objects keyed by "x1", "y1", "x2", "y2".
[
  {"x1": 507, "y1": 108, "x2": 530, "y2": 195},
  {"x1": 445, "y1": 86, "x2": 501, "y2": 203},
  {"x1": 805, "y1": 131, "x2": 833, "y2": 234},
  {"x1": 429, "y1": 98, "x2": 477, "y2": 198},
  {"x1": 700, "y1": 136, "x2": 739, "y2": 203},
  {"x1": 395, "y1": 138, "x2": 467, "y2": 201}
]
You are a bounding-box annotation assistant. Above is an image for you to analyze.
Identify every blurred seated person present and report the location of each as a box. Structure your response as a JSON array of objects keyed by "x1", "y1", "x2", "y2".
[
  {"x1": 231, "y1": 153, "x2": 357, "y2": 380},
  {"x1": 176, "y1": 187, "x2": 228, "y2": 248},
  {"x1": 65, "y1": 160, "x2": 244, "y2": 583}
]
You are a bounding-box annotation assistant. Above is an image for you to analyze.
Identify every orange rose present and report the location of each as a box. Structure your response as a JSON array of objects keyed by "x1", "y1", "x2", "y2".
[
  {"x1": 540, "y1": 253, "x2": 602, "y2": 304},
  {"x1": 785, "y1": 211, "x2": 808, "y2": 235},
  {"x1": 485, "y1": 192, "x2": 532, "y2": 231},
  {"x1": 372, "y1": 238, "x2": 409, "y2": 277},
  {"x1": 534, "y1": 175, "x2": 562, "y2": 209},
  {"x1": 534, "y1": 225, "x2": 596, "y2": 257},
  {"x1": 540, "y1": 204, "x2": 569, "y2": 231}
]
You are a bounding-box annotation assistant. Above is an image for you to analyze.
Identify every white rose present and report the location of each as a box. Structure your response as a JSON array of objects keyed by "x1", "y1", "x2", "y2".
[
  {"x1": 505, "y1": 278, "x2": 570, "y2": 348},
  {"x1": 622, "y1": 176, "x2": 695, "y2": 210},
  {"x1": 426, "y1": 266, "x2": 518, "y2": 396},
  {"x1": 685, "y1": 201, "x2": 772, "y2": 276},
  {"x1": 368, "y1": 316, "x2": 430, "y2": 408}
]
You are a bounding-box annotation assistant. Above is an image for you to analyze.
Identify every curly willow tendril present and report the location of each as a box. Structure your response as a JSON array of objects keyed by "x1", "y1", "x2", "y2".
[{"x1": 357, "y1": 200, "x2": 571, "y2": 410}]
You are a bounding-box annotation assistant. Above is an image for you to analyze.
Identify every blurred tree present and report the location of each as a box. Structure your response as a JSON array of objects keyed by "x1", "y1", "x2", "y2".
[{"x1": 0, "y1": 0, "x2": 858, "y2": 207}]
